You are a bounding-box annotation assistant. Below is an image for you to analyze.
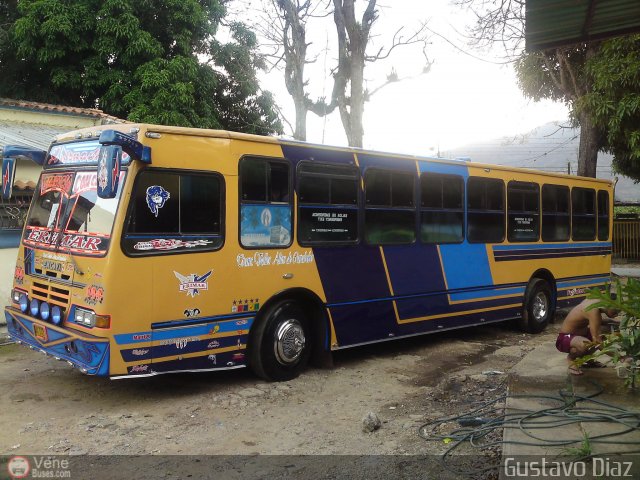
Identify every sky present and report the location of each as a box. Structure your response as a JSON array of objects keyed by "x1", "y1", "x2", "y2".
[{"x1": 239, "y1": 1, "x2": 570, "y2": 155}]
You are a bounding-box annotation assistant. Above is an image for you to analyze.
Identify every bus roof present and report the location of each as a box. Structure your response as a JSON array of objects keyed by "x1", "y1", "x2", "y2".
[{"x1": 53, "y1": 123, "x2": 612, "y2": 186}]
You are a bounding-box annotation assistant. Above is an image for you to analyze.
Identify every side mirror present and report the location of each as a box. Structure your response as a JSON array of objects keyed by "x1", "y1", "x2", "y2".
[
  {"x1": 2, "y1": 157, "x2": 17, "y2": 199},
  {"x1": 97, "y1": 145, "x2": 122, "y2": 199}
]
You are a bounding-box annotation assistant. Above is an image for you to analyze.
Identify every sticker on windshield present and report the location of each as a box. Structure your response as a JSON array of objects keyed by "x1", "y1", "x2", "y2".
[
  {"x1": 40, "y1": 173, "x2": 74, "y2": 195},
  {"x1": 146, "y1": 185, "x2": 170, "y2": 217}
]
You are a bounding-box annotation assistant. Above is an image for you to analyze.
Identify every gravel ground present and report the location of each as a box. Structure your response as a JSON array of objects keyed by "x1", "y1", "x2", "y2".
[{"x1": 0, "y1": 318, "x2": 562, "y2": 478}]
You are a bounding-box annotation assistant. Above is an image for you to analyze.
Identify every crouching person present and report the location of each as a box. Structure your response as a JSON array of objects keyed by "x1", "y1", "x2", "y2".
[{"x1": 555, "y1": 297, "x2": 619, "y2": 375}]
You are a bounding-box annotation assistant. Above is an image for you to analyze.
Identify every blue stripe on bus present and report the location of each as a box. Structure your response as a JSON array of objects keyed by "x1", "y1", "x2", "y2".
[
  {"x1": 557, "y1": 273, "x2": 610, "y2": 282},
  {"x1": 114, "y1": 317, "x2": 253, "y2": 345},
  {"x1": 449, "y1": 286, "x2": 526, "y2": 301},
  {"x1": 557, "y1": 278, "x2": 609, "y2": 288},
  {"x1": 495, "y1": 250, "x2": 612, "y2": 262},
  {"x1": 151, "y1": 312, "x2": 255, "y2": 329},
  {"x1": 494, "y1": 247, "x2": 611, "y2": 256},
  {"x1": 493, "y1": 242, "x2": 612, "y2": 251},
  {"x1": 325, "y1": 281, "x2": 528, "y2": 307}
]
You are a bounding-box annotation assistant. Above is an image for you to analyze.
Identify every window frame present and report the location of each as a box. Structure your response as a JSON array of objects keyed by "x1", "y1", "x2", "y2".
[
  {"x1": 541, "y1": 183, "x2": 570, "y2": 242},
  {"x1": 122, "y1": 167, "x2": 225, "y2": 257},
  {"x1": 597, "y1": 189, "x2": 610, "y2": 241},
  {"x1": 1, "y1": 189, "x2": 34, "y2": 248},
  {"x1": 296, "y1": 160, "x2": 360, "y2": 247},
  {"x1": 363, "y1": 167, "x2": 417, "y2": 246},
  {"x1": 466, "y1": 176, "x2": 506, "y2": 244},
  {"x1": 571, "y1": 186, "x2": 597, "y2": 241},
  {"x1": 419, "y1": 172, "x2": 464, "y2": 244},
  {"x1": 238, "y1": 155, "x2": 293, "y2": 250},
  {"x1": 507, "y1": 180, "x2": 540, "y2": 243}
]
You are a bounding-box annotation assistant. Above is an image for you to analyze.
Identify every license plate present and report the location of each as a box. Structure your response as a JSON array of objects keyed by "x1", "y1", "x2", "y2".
[{"x1": 34, "y1": 324, "x2": 48, "y2": 342}]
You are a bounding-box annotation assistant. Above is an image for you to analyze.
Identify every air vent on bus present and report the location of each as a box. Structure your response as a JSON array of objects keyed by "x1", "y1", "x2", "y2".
[
  {"x1": 34, "y1": 268, "x2": 71, "y2": 281},
  {"x1": 31, "y1": 281, "x2": 70, "y2": 308}
]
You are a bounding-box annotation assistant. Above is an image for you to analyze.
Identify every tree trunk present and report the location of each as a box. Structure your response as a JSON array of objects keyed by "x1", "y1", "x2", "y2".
[
  {"x1": 279, "y1": 0, "x2": 309, "y2": 141},
  {"x1": 576, "y1": 110, "x2": 601, "y2": 177},
  {"x1": 349, "y1": 53, "x2": 365, "y2": 148},
  {"x1": 293, "y1": 96, "x2": 307, "y2": 141}
]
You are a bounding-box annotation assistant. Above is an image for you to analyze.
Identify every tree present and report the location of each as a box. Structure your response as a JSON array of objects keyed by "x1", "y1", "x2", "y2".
[
  {"x1": 584, "y1": 35, "x2": 640, "y2": 181},
  {"x1": 515, "y1": 45, "x2": 602, "y2": 177},
  {"x1": 257, "y1": 0, "x2": 430, "y2": 146},
  {"x1": 456, "y1": 0, "x2": 601, "y2": 177},
  {"x1": 0, "y1": 0, "x2": 282, "y2": 135},
  {"x1": 257, "y1": 0, "x2": 325, "y2": 141}
]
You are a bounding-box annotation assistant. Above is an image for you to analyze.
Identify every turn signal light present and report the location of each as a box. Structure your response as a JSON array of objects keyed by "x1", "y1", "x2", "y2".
[{"x1": 95, "y1": 314, "x2": 111, "y2": 329}]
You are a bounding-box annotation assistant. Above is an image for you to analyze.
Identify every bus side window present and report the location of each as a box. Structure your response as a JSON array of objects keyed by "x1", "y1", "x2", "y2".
[
  {"x1": 364, "y1": 169, "x2": 416, "y2": 245},
  {"x1": 420, "y1": 173, "x2": 464, "y2": 244},
  {"x1": 597, "y1": 190, "x2": 609, "y2": 241},
  {"x1": 239, "y1": 157, "x2": 292, "y2": 248},
  {"x1": 297, "y1": 162, "x2": 359, "y2": 245},
  {"x1": 572, "y1": 187, "x2": 596, "y2": 241},
  {"x1": 467, "y1": 177, "x2": 505, "y2": 243},
  {"x1": 541, "y1": 184, "x2": 570, "y2": 242},
  {"x1": 123, "y1": 170, "x2": 223, "y2": 255},
  {"x1": 507, "y1": 181, "x2": 539, "y2": 242}
]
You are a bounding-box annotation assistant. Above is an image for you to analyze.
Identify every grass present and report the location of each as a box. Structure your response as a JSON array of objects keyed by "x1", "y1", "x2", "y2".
[{"x1": 563, "y1": 428, "x2": 593, "y2": 459}]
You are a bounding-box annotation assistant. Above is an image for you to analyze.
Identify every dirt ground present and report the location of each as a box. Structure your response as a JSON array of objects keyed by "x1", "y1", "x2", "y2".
[{"x1": 0, "y1": 318, "x2": 563, "y2": 478}]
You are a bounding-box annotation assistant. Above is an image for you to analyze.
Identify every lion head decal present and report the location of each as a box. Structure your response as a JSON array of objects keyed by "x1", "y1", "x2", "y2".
[{"x1": 146, "y1": 185, "x2": 170, "y2": 217}]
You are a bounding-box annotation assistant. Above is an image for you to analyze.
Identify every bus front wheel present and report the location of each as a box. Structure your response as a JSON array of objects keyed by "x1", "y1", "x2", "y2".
[
  {"x1": 520, "y1": 278, "x2": 554, "y2": 334},
  {"x1": 249, "y1": 300, "x2": 310, "y2": 381}
]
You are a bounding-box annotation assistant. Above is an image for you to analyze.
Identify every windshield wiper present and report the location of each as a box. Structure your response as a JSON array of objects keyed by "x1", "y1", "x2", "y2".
[{"x1": 53, "y1": 198, "x2": 85, "y2": 276}]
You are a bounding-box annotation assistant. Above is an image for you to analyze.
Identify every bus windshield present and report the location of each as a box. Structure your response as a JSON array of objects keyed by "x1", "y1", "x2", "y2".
[{"x1": 23, "y1": 170, "x2": 125, "y2": 256}]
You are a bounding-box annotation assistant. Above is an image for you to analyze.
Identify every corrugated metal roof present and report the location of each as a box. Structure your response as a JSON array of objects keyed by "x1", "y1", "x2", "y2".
[
  {"x1": 0, "y1": 120, "x2": 64, "y2": 152},
  {"x1": 0, "y1": 121, "x2": 63, "y2": 192},
  {"x1": 0, "y1": 98, "x2": 124, "y2": 122},
  {"x1": 526, "y1": 0, "x2": 640, "y2": 51}
]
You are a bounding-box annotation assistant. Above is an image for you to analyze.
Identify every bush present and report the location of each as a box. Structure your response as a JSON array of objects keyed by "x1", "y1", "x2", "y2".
[{"x1": 582, "y1": 278, "x2": 640, "y2": 388}]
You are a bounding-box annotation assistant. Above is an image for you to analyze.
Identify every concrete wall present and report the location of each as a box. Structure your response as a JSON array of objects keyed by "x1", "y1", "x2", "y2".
[{"x1": 0, "y1": 108, "x2": 105, "y2": 129}]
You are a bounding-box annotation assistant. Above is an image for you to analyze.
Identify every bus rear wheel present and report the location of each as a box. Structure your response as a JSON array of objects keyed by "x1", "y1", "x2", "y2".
[
  {"x1": 520, "y1": 278, "x2": 554, "y2": 334},
  {"x1": 249, "y1": 300, "x2": 310, "y2": 381}
]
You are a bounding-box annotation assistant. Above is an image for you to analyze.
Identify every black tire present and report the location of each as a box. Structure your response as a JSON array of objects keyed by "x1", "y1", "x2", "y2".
[
  {"x1": 249, "y1": 300, "x2": 310, "y2": 381},
  {"x1": 519, "y1": 278, "x2": 554, "y2": 334}
]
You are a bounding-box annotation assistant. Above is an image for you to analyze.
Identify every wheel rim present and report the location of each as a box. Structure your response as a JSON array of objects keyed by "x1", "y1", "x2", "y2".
[
  {"x1": 532, "y1": 292, "x2": 548, "y2": 321},
  {"x1": 274, "y1": 318, "x2": 306, "y2": 365}
]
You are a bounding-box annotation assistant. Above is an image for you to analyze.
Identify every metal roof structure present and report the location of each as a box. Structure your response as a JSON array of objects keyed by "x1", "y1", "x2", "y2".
[
  {"x1": 0, "y1": 99, "x2": 125, "y2": 191},
  {"x1": 0, "y1": 98, "x2": 123, "y2": 123},
  {"x1": 0, "y1": 120, "x2": 65, "y2": 153},
  {"x1": 526, "y1": 0, "x2": 640, "y2": 51}
]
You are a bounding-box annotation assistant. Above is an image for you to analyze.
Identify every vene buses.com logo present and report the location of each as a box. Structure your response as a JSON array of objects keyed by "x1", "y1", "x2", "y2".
[{"x1": 7, "y1": 456, "x2": 30, "y2": 479}]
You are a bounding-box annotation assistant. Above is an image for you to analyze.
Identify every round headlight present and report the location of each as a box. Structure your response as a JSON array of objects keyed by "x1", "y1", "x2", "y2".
[
  {"x1": 19, "y1": 293, "x2": 29, "y2": 313},
  {"x1": 30, "y1": 298, "x2": 40, "y2": 317},
  {"x1": 40, "y1": 302, "x2": 50, "y2": 321},
  {"x1": 51, "y1": 306, "x2": 63, "y2": 326}
]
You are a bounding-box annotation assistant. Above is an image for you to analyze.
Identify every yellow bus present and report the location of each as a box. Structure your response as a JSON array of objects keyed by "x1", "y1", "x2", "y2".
[{"x1": 2, "y1": 124, "x2": 613, "y2": 380}]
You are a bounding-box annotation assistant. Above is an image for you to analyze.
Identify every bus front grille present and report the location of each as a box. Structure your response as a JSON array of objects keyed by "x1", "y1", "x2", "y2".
[
  {"x1": 34, "y1": 268, "x2": 72, "y2": 281},
  {"x1": 31, "y1": 281, "x2": 70, "y2": 308}
]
